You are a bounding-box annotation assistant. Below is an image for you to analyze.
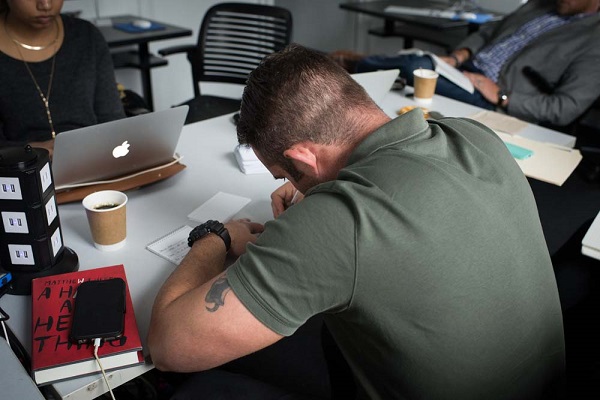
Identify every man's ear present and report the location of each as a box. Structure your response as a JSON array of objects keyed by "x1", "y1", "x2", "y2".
[{"x1": 283, "y1": 143, "x2": 319, "y2": 176}]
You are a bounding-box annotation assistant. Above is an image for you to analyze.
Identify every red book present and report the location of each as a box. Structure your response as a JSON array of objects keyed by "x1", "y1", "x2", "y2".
[{"x1": 31, "y1": 264, "x2": 144, "y2": 386}]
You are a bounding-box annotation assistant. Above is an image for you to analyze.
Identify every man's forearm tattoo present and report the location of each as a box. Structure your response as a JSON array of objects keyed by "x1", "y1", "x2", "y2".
[{"x1": 205, "y1": 275, "x2": 231, "y2": 312}]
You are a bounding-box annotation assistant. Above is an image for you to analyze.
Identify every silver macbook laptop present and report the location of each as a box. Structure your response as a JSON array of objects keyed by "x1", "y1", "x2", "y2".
[
  {"x1": 52, "y1": 106, "x2": 188, "y2": 189},
  {"x1": 351, "y1": 69, "x2": 400, "y2": 106}
]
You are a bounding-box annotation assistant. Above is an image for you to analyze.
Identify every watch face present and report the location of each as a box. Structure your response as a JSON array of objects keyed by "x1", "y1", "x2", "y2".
[
  {"x1": 188, "y1": 225, "x2": 209, "y2": 247},
  {"x1": 188, "y1": 220, "x2": 230, "y2": 250},
  {"x1": 498, "y1": 92, "x2": 508, "y2": 106},
  {"x1": 208, "y1": 220, "x2": 224, "y2": 230},
  {"x1": 197, "y1": 226, "x2": 210, "y2": 236}
]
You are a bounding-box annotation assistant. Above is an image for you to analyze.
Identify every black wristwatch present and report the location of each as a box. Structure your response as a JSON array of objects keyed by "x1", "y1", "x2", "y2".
[
  {"x1": 497, "y1": 89, "x2": 509, "y2": 108},
  {"x1": 188, "y1": 220, "x2": 231, "y2": 252}
]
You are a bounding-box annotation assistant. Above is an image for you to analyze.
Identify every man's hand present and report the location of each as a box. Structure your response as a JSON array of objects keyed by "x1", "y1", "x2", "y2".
[
  {"x1": 29, "y1": 139, "x2": 55, "y2": 159},
  {"x1": 442, "y1": 48, "x2": 471, "y2": 67},
  {"x1": 224, "y1": 219, "x2": 264, "y2": 257},
  {"x1": 271, "y1": 181, "x2": 304, "y2": 218},
  {"x1": 463, "y1": 72, "x2": 501, "y2": 105},
  {"x1": 438, "y1": 56, "x2": 458, "y2": 67}
]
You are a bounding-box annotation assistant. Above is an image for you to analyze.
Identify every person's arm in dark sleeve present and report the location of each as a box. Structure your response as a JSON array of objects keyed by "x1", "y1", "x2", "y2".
[{"x1": 507, "y1": 47, "x2": 600, "y2": 126}]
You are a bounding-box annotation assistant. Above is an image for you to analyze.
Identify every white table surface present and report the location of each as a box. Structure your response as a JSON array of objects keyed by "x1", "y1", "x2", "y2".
[
  {"x1": 0, "y1": 89, "x2": 575, "y2": 399},
  {"x1": 380, "y1": 88, "x2": 577, "y2": 148},
  {"x1": 0, "y1": 114, "x2": 281, "y2": 400}
]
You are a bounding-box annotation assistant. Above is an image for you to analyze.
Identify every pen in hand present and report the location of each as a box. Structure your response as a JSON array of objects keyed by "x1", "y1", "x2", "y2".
[{"x1": 289, "y1": 190, "x2": 300, "y2": 207}]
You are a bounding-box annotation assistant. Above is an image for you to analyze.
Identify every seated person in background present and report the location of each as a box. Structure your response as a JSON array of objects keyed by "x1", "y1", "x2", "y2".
[
  {"x1": 0, "y1": 0, "x2": 125, "y2": 156},
  {"x1": 355, "y1": 0, "x2": 600, "y2": 128},
  {"x1": 148, "y1": 44, "x2": 565, "y2": 399}
]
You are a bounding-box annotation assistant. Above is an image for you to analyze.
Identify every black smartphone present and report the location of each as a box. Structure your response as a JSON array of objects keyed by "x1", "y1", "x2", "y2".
[{"x1": 69, "y1": 278, "x2": 126, "y2": 344}]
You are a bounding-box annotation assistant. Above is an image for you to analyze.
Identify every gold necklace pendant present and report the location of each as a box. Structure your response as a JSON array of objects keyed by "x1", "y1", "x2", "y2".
[
  {"x1": 12, "y1": 36, "x2": 57, "y2": 51},
  {"x1": 4, "y1": 16, "x2": 60, "y2": 51},
  {"x1": 6, "y1": 14, "x2": 60, "y2": 139},
  {"x1": 12, "y1": 40, "x2": 58, "y2": 140}
]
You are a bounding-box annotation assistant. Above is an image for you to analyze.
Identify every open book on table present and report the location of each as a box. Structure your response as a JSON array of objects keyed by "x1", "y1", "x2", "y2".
[{"x1": 398, "y1": 48, "x2": 475, "y2": 94}]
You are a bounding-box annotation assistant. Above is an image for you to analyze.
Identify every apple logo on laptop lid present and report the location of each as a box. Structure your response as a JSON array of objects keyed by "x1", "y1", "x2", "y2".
[{"x1": 112, "y1": 141, "x2": 130, "y2": 158}]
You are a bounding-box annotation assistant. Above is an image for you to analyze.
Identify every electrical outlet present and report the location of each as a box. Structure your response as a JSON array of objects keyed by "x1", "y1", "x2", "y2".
[
  {"x1": 1, "y1": 211, "x2": 29, "y2": 234},
  {"x1": 0, "y1": 177, "x2": 23, "y2": 200},
  {"x1": 8, "y1": 244, "x2": 35, "y2": 265},
  {"x1": 39, "y1": 162, "x2": 52, "y2": 193},
  {"x1": 45, "y1": 195, "x2": 58, "y2": 225},
  {"x1": 50, "y1": 227, "x2": 62, "y2": 257}
]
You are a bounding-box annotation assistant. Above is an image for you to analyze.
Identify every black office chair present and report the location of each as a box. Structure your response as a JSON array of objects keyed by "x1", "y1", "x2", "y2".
[{"x1": 158, "y1": 2, "x2": 293, "y2": 124}]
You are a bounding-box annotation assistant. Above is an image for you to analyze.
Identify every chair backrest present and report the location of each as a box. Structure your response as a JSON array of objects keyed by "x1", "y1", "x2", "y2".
[{"x1": 189, "y1": 2, "x2": 293, "y2": 97}]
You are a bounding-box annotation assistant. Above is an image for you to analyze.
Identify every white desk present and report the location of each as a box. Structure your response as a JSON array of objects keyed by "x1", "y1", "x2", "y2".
[
  {"x1": 380, "y1": 89, "x2": 577, "y2": 148},
  {"x1": 0, "y1": 90, "x2": 577, "y2": 399},
  {"x1": 0, "y1": 114, "x2": 281, "y2": 400}
]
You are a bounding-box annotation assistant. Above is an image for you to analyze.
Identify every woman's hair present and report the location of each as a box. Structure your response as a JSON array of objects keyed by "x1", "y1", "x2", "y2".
[
  {"x1": 0, "y1": 0, "x2": 8, "y2": 14},
  {"x1": 237, "y1": 43, "x2": 379, "y2": 169}
]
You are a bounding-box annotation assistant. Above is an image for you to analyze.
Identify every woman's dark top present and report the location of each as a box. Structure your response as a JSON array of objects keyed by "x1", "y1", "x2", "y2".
[{"x1": 0, "y1": 15, "x2": 125, "y2": 146}]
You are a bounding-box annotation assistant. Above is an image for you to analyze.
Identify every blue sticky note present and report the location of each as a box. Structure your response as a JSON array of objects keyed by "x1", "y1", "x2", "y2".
[
  {"x1": 452, "y1": 13, "x2": 495, "y2": 24},
  {"x1": 505, "y1": 142, "x2": 534, "y2": 160},
  {"x1": 470, "y1": 13, "x2": 495, "y2": 24}
]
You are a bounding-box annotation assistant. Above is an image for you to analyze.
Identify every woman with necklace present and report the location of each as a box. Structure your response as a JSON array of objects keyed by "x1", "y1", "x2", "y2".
[{"x1": 0, "y1": 0, "x2": 125, "y2": 156}]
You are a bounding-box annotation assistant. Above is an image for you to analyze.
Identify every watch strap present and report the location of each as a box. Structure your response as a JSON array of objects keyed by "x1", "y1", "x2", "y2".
[{"x1": 188, "y1": 220, "x2": 231, "y2": 251}]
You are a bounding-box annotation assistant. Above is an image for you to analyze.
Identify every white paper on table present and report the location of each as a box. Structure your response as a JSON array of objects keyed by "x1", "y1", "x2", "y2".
[
  {"x1": 187, "y1": 191, "x2": 251, "y2": 222},
  {"x1": 469, "y1": 110, "x2": 528, "y2": 135}
]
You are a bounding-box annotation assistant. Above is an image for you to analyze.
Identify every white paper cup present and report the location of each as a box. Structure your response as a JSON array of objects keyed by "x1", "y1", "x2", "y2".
[
  {"x1": 82, "y1": 190, "x2": 127, "y2": 251},
  {"x1": 413, "y1": 68, "x2": 439, "y2": 104}
]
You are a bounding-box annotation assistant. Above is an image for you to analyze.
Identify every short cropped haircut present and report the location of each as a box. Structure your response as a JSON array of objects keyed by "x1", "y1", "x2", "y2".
[{"x1": 237, "y1": 43, "x2": 380, "y2": 168}]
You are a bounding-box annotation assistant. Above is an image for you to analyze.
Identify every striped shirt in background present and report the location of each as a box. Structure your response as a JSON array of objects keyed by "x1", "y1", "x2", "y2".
[{"x1": 473, "y1": 12, "x2": 586, "y2": 82}]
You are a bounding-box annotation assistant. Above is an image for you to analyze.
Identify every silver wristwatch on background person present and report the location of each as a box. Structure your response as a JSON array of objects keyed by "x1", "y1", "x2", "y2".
[{"x1": 497, "y1": 89, "x2": 509, "y2": 108}]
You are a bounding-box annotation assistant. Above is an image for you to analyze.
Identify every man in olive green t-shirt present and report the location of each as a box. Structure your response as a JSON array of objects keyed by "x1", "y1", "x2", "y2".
[{"x1": 148, "y1": 44, "x2": 565, "y2": 399}]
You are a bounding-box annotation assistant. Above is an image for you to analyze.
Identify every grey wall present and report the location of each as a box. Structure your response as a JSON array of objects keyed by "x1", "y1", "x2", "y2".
[
  {"x1": 63, "y1": 0, "x2": 266, "y2": 111},
  {"x1": 275, "y1": 0, "x2": 358, "y2": 51},
  {"x1": 478, "y1": 0, "x2": 528, "y2": 14}
]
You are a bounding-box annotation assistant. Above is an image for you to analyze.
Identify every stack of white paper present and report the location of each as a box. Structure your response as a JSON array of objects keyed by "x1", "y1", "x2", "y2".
[
  {"x1": 582, "y1": 211, "x2": 600, "y2": 260},
  {"x1": 234, "y1": 145, "x2": 270, "y2": 174}
]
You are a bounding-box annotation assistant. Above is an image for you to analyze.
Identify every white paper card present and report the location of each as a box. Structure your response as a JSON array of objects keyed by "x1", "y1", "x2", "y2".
[{"x1": 187, "y1": 192, "x2": 251, "y2": 223}]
